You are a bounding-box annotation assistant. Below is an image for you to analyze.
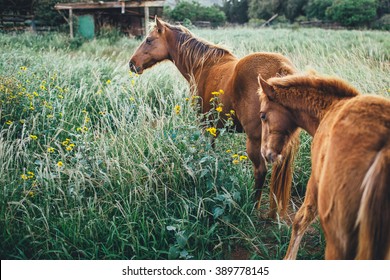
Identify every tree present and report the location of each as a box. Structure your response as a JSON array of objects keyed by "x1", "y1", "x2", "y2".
[
  {"x1": 326, "y1": 0, "x2": 378, "y2": 27},
  {"x1": 165, "y1": 1, "x2": 226, "y2": 27},
  {"x1": 283, "y1": 0, "x2": 308, "y2": 22},
  {"x1": 223, "y1": 0, "x2": 249, "y2": 23},
  {"x1": 248, "y1": 0, "x2": 282, "y2": 20},
  {"x1": 305, "y1": 0, "x2": 333, "y2": 20}
]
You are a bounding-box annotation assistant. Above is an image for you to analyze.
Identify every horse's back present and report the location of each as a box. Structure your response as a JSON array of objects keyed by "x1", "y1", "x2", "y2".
[
  {"x1": 230, "y1": 52, "x2": 297, "y2": 135},
  {"x1": 235, "y1": 52, "x2": 297, "y2": 81},
  {"x1": 317, "y1": 95, "x2": 390, "y2": 259}
]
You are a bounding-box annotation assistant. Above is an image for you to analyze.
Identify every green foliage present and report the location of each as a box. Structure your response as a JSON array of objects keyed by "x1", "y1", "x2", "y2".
[
  {"x1": 283, "y1": 0, "x2": 308, "y2": 22},
  {"x1": 248, "y1": 0, "x2": 282, "y2": 20},
  {"x1": 222, "y1": 0, "x2": 249, "y2": 23},
  {"x1": 377, "y1": 0, "x2": 390, "y2": 16},
  {"x1": 373, "y1": 13, "x2": 390, "y2": 30},
  {"x1": 306, "y1": 0, "x2": 333, "y2": 20},
  {"x1": 326, "y1": 0, "x2": 378, "y2": 27},
  {"x1": 164, "y1": 1, "x2": 226, "y2": 27}
]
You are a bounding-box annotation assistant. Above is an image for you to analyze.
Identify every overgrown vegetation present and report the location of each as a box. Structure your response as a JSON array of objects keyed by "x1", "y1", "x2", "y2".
[
  {"x1": 229, "y1": 0, "x2": 390, "y2": 28},
  {"x1": 1, "y1": 0, "x2": 389, "y2": 30},
  {"x1": 164, "y1": 1, "x2": 227, "y2": 27},
  {"x1": 0, "y1": 27, "x2": 389, "y2": 259}
]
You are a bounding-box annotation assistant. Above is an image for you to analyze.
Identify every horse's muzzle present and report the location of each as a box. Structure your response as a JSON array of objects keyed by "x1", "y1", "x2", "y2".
[{"x1": 129, "y1": 60, "x2": 142, "y2": 73}]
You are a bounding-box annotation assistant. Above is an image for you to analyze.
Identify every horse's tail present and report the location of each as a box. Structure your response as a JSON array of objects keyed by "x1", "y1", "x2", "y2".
[
  {"x1": 268, "y1": 129, "x2": 300, "y2": 219},
  {"x1": 356, "y1": 148, "x2": 390, "y2": 259}
]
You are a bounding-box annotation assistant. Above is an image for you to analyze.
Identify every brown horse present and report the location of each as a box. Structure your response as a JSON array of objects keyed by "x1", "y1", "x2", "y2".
[
  {"x1": 259, "y1": 72, "x2": 390, "y2": 259},
  {"x1": 129, "y1": 17, "x2": 299, "y2": 218}
]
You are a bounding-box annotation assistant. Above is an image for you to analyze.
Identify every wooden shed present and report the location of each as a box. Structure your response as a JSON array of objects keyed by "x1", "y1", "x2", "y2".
[{"x1": 54, "y1": 0, "x2": 165, "y2": 38}]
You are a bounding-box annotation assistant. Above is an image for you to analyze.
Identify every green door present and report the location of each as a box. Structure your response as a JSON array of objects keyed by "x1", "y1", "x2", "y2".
[{"x1": 78, "y1": 15, "x2": 94, "y2": 39}]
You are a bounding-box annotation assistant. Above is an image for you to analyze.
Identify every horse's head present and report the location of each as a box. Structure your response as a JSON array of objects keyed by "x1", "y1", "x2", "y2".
[
  {"x1": 129, "y1": 17, "x2": 171, "y2": 74},
  {"x1": 258, "y1": 76, "x2": 298, "y2": 164}
]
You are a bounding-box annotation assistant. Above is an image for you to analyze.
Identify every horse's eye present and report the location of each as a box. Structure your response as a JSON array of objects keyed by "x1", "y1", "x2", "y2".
[
  {"x1": 146, "y1": 38, "x2": 152, "y2": 45},
  {"x1": 260, "y1": 112, "x2": 266, "y2": 121}
]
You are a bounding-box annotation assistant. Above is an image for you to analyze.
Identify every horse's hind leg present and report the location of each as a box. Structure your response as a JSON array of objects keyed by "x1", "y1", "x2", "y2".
[
  {"x1": 246, "y1": 136, "x2": 267, "y2": 210},
  {"x1": 284, "y1": 176, "x2": 318, "y2": 260}
]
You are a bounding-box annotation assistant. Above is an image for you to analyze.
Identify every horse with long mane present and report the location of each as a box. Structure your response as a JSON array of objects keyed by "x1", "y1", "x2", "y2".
[
  {"x1": 129, "y1": 17, "x2": 300, "y2": 218},
  {"x1": 259, "y1": 72, "x2": 390, "y2": 259}
]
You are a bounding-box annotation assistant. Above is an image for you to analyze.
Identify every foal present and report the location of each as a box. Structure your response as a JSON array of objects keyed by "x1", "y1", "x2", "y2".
[
  {"x1": 129, "y1": 17, "x2": 300, "y2": 218},
  {"x1": 259, "y1": 73, "x2": 390, "y2": 259}
]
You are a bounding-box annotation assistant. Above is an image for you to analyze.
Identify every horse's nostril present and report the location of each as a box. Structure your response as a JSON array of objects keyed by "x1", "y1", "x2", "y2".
[
  {"x1": 265, "y1": 151, "x2": 276, "y2": 163},
  {"x1": 129, "y1": 61, "x2": 138, "y2": 73}
]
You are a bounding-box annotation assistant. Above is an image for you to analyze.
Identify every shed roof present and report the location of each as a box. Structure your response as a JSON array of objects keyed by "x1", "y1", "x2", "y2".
[{"x1": 54, "y1": 1, "x2": 165, "y2": 10}]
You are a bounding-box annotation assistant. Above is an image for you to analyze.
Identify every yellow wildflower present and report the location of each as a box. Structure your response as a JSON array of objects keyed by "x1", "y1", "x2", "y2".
[
  {"x1": 226, "y1": 149, "x2": 232, "y2": 153},
  {"x1": 174, "y1": 105, "x2": 181, "y2": 115},
  {"x1": 47, "y1": 147, "x2": 55, "y2": 153},
  {"x1": 232, "y1": 159, "x2": 240, "y2": 165},
  {"x1": 5, "y1": 120, "x2": 13, "y2": 125},
  {"x1": 20, "y1": 66, "x2": 27, "y2": 71},
  {"x1": 66, "y1": 144, "x2": 75, "y2": 151},
  {"x1": 219, "y1": 89, "x2": 224, "y2": 94},
  {"x1": 29, "y1": 135, "x2": 38, "y2": 140},
  {"x1": 21, "y1": 174, "x2": 28, "y2": 180},
  {"x1": 231, "y1": 154, "x2": 239, "y2": 158},
  {"x1": 206, "y1": 127, "x2": 217, "y2": 137},
  {"x1": 27, "y1": 171, "x2": 35, "y2": 179},
  {"x1": 106, "y1": 79, "x2": 111, "y2": 85},
  {"x1": 76, "y1": 127, "x2": 88, "y2": 133},
  {"x1": 230, "y1": 110, "x2": 235, "y2": 115},
  {"x1": 211, "y1": 91, "x2": 220, "y2": 96},
  {"x1": 57, "y1": 161, "x2": 64, "y2": 168},
  {"x1": 239, "y1": 155, "x2": 248, "y2": 161},
  {"x1": 61, "y1": 139, "x2": 70, "y2": 146},
  {"x1": 216, "y1": 106, "x2": 223, "y2": 113},
  {"x1": 40, "y1": 85, "x2": 46, "y2": 90}
]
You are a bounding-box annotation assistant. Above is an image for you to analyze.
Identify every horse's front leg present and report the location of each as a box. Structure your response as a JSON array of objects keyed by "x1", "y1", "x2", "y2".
[
  {"x1": 246, "y1": 136, "x2": 267, "y2": 210},
  {"x1": 284, "y1": 176, "x2": 318, "y2": 260}
]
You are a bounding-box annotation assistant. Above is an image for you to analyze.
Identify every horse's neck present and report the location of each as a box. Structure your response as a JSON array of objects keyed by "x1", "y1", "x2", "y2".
[
  {"x1": 282, "y1": 91, "x2": 347, "y2": 136},
  {"x1": 166, "y1": 32, "x2": 234, "y2": 94}
]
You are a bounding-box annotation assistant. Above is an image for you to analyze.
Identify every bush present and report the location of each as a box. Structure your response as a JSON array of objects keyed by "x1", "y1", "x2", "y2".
[
  {"x1": 326, "y1": 0, "x2": 378, "y2": 27},
  {"x1": 165, "y1": 1, "x2": 226, "y2": 27},
  {"x1": 373, "y1": 14, "x2": 390, "y2": 30}
]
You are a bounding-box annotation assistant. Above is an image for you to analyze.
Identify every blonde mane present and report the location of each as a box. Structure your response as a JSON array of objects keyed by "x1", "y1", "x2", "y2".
[{"x1": 164, "y1": 22, "x2": 234, "y2": 75}]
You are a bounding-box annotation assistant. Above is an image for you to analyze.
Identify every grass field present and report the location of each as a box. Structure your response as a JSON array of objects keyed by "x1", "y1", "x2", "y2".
[{"x1": 0, "y1": 26, "x2": 389, "y2": 260}]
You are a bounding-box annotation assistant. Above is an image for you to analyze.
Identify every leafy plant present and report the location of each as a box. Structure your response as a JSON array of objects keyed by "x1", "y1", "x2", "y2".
[{"x1": 326, "y1": 0, "x2": 378, "y2": 27}]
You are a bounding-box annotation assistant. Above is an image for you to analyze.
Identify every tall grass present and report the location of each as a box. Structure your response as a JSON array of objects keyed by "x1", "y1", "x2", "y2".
[{"x1": 0, "y1": 27, "x2": 389, "y2": 260}]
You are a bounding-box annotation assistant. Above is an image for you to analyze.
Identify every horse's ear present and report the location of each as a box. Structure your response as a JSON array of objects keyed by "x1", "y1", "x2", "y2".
[
  {"x1": 155, "y1": 16, "x2": 165, "y2": 33},
  {"x1": 258, "y1": 75, "x2": 276, "y2": 100}
]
